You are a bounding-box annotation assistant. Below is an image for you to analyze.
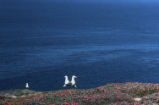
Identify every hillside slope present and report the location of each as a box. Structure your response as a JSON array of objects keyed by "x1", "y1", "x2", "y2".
[{"x1": 1, "y1": 82, "x2": 159, "y2": 105}]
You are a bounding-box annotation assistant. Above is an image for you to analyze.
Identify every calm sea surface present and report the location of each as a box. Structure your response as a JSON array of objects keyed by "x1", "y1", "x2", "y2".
[{"x1": 1, "y1": 0, "x2": 159, "y2": 91}]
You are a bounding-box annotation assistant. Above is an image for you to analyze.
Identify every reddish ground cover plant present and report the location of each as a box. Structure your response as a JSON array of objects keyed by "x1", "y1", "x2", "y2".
[{"x1": 1, "y1": 82, "x2": 159, "y2": 105}]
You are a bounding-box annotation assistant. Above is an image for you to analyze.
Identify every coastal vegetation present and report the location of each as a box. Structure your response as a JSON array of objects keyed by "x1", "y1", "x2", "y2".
[{"x1": 1, "y1": 82, "x2": 159, "y2": 105}]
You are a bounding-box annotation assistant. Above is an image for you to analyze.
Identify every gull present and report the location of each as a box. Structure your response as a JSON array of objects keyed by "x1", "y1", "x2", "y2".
[{"x1": 25, "y1": 83, "x2": 29, "y2": 89}]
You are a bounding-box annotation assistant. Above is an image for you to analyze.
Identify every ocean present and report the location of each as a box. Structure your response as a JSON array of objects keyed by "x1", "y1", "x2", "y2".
[{"x1": 1, "y1": 0, "x2": 159, "y2": 91}]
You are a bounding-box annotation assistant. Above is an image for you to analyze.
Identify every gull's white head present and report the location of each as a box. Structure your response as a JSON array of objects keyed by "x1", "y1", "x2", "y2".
[
  {"x1": 64, "y1": 75, "x2": 68, "y2": 78},
  {"x1": 64, "y1": 75, "x2": 69, "y2": 80},
  {"x1": 72, "y1": 75, "x2": 77, "y2": 78}
]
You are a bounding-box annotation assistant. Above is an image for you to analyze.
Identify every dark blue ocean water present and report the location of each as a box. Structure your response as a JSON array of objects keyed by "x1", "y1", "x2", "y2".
[{"x1": 1, "y1": 0, "x2": 159, "y2": 91}]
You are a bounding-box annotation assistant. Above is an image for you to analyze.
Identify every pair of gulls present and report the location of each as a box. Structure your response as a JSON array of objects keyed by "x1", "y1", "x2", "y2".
[
  {"x1": 25, "y1": 75, "x2": 77, "y2": 89},
  {"x1": 63, "y1": 75, "x2": 77, "y2": 88}
]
